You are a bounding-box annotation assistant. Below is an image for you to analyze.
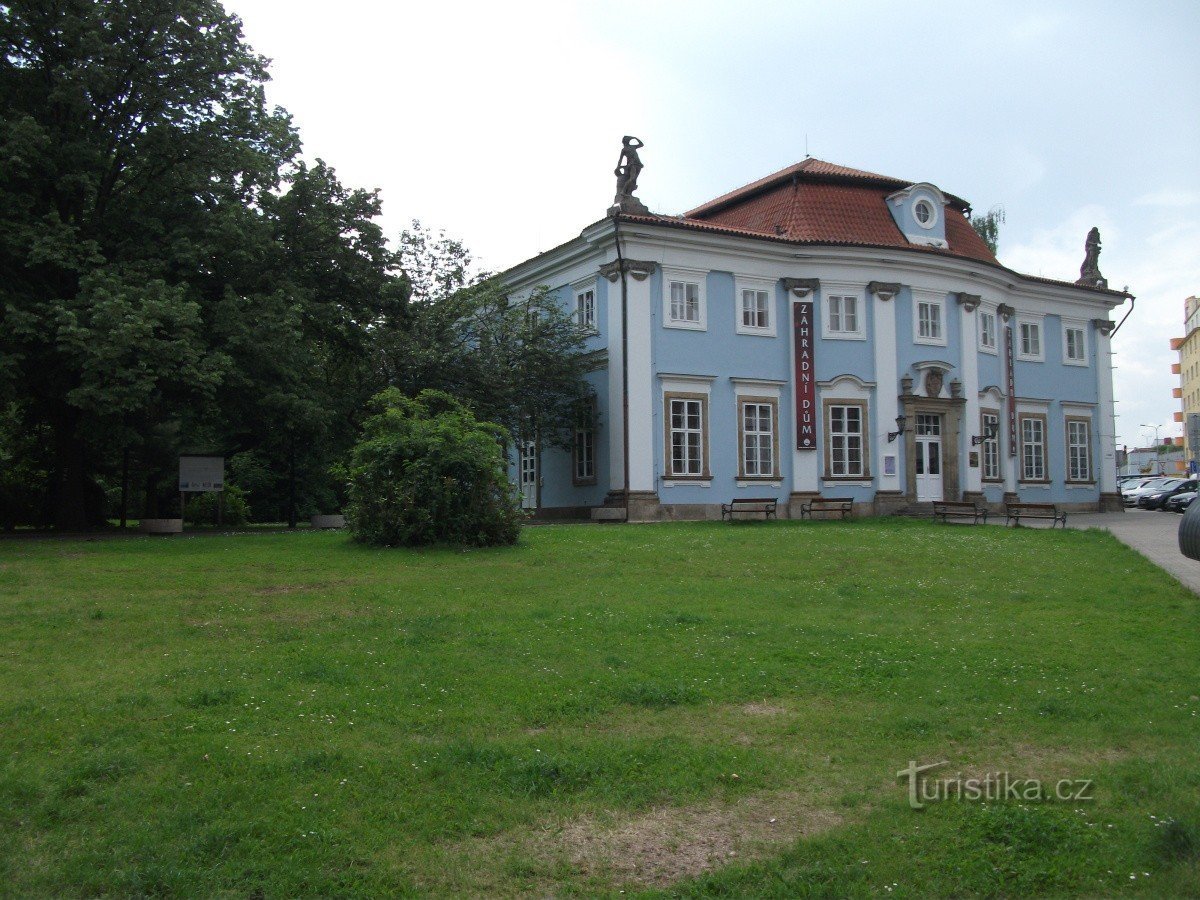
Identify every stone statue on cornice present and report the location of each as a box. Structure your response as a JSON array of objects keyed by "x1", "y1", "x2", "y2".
[
  {"x1": 1076, "y1": 227, "x2": 1108, "y2": 289},
  {"x1": 610, "y1": 136, "x2": 650, "y2": 215}
]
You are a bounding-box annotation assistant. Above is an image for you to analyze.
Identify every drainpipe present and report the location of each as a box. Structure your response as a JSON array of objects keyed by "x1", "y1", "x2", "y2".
[
  {"x1": 1110, "y1": 292, "x2": 1135, "y2": 337},
  {"x1": 612, "y1": 214, "x2": 631, "y2": 512}
]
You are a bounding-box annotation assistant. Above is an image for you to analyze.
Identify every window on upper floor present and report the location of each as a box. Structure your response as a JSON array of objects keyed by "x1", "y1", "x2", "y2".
[
  {"x1": 671, "y1": 281, "x2": 700, "y2": 324},
  {"x1": 575, "y1": 288, "x2": 596, "y2": 331},
  {"x1": 663, "y1": 270, "x2": 707, "y2": 331},
  {"x1": 827, "y1": 295, "x2": 859, "y2": 335},
  {"x1": 979, "y1": 310, "x2": 997, "y2": 352},
  {"x1": 915, "y1": 295, "x2": 945, "y2": 345},
  {"x1": 739, "y1": 289, "x2": 768, "y2": 331},
  {"x1": 1064, "y1": 324, "x2": 1087, "y2": 365},
  {"x1": 1018, "y1": 320, "x2": 1043, "y2": 361}
]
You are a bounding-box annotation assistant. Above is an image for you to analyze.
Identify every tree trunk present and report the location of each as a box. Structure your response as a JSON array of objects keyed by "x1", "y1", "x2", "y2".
[{"x1": 50, "y1": 408, "x2": 91, "y2": 531}]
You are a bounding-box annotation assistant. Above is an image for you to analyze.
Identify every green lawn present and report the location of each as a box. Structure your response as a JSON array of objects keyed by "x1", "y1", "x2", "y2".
[{"x1": 0, "y1": 521, "x2": 1197, "y2": 897}]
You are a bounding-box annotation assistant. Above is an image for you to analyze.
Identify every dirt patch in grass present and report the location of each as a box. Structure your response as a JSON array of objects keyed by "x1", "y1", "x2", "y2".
[
  {"x1": 253, "y1": 582, "x2": 333, "y2": 596},
  {"x1": 467, "y1": 789, "x2": 843, "y2": 889},
  {"x1": 563, "y1": 794, "x2": 841, "y2": 885},
  {"x1": 742, "y1": 701, "x2": 788, "y2": 716}
]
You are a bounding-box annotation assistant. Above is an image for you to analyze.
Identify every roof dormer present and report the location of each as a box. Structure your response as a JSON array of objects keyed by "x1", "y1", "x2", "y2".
[{"x1": 886, "y1": 182, "x2": 948, "y2": 249}]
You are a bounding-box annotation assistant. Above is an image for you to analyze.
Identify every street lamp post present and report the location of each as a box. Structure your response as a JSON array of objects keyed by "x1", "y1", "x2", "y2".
[{"x1": 1141, "y1": 423, "x2": 1163, "y2": 474}]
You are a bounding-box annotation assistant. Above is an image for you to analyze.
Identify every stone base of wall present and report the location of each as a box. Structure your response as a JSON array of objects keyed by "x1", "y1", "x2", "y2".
[
  {"x1": 787, "y1": 491, "x2": 820, "y2": 520},
  {"x1": 1098, "y1": 492, "x2": 1124, "y2": 513},
  {"x1": 626, "y1": 491, "x2": 663, "y2": 523},
  {"x1": 873, "y1": 490, "x2": 908, "y2": 516},
  {"x1": 530, "y1": 506, "x2": 593, "y2": 521}
]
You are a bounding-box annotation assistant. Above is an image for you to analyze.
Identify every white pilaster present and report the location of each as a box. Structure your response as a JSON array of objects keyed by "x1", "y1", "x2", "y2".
[
  {"x1": 958, "y1": 303, "x2": 982, "y2": 495},
  {"x1": 872, "y1": 289, "x2": 900, "y2": 492},
  {"x1": 625, "y1": 272, "x2": 655, "y2": 491},
  {"x1": 606, "y1": 273, "x2": 626, "y2": 490},
  {"x1": 1096, "y1": 327, "x2": 1118, "y2": 494}
]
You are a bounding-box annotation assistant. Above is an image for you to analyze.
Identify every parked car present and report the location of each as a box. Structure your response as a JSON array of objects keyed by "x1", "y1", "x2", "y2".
[
  {"x1": 1138, "y1": 479, "x2": 1196, "y2": 510},
  {"x1": 1123, "y1": 477, "x2": 1179, "y2": 506},
  {"x1": 1166, "y1": 491, "x2": 1197, "y2": 513}
]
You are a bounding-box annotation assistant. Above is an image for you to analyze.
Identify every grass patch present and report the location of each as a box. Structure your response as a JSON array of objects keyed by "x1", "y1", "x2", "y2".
[{"x1": 0, "y1": 520, "x2": 1198, "y2": 895}]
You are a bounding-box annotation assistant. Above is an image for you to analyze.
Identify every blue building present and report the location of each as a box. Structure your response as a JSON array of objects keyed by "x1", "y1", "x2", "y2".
[{"x1": 502, "y1": 155, "x2": 1129, "y2": 520}]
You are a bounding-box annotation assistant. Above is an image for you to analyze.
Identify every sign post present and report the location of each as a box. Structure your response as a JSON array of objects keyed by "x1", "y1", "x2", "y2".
[{"x1": 179, "y1": 456, "x2": 225, "y2": 529}]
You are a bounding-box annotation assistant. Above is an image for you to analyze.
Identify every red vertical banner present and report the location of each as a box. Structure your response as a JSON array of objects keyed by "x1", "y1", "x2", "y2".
[
  {"x1": 1005, "y1": 324, "x2": 1017, "y2": 457},
  {"x1": 794, "y1": 300, "x2": 816, "y2": 449}
]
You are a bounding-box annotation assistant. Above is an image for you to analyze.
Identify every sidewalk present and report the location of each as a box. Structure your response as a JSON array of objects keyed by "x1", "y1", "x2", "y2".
[{"x1": 1068, "y1": 509, "x2": 1200, "y2": 595}]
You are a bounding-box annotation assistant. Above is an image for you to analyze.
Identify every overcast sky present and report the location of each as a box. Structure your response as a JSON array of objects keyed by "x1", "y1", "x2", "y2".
[{"x1": 226, "y1": 0, "x2": 1198, "y2": 450}]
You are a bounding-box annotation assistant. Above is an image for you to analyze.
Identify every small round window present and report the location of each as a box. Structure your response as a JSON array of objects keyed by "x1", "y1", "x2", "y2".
[{"x1": 913, "y1": 199, "x2": 936, "y2": 229}]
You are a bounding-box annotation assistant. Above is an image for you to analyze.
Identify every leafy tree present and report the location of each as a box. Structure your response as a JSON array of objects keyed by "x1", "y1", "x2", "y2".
[
  {"x1": 383, "y1": 223, "x2": 595, "y2": 450},
  {"x1": 0, "y1": 0, "x2": 299, "y2": 528},
  {"x1": 344, "y1": 389, "x2": 522, "y2": 547},
  {"x1": 0, "y1": 2, "x2": 410, "y2": 528},
  {"x1": 970, "y1": 205, "x2": 1006, "y2": 256}
]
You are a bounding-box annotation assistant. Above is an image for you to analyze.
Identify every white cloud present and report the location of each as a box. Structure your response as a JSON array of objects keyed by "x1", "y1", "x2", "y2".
[{"x1": 1133, "y1": 189, "x2": 1200, "y2": 208}]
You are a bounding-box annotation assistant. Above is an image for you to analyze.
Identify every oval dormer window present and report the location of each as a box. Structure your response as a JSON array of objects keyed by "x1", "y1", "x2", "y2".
[{"x1": 913, "y1": 199, "x2": 937, "y2": 229}]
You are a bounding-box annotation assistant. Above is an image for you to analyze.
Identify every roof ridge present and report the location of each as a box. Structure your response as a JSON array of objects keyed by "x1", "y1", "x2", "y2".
[{"x1": 685, "y1": 156, "x2": 911, "y2": 219}]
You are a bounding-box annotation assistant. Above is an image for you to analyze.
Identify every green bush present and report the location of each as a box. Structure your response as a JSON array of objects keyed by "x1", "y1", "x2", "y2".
[
  {"x1": 183, "y1": 484, "x2": 250, "y2": 527},
  {"x1": 345, "y1": 389, "x2": 522, "y2": 547}
]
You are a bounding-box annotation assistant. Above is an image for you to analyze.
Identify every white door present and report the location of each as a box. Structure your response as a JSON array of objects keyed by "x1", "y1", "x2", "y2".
[
  {"x1": 914, "y1": 414, "x2": 943, "y2": 502},
  {"x1": 519, "y1": 441, "x2": 538, "y2": 510}
]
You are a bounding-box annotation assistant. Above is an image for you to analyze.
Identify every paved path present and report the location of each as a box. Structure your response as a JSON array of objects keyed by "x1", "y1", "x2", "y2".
[{"x1": 1068, "y1": 508, "x2": 1200, "y2": 595}]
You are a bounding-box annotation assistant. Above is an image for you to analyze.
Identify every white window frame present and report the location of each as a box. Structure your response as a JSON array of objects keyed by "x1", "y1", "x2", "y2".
[
  {"x1": 1065, "y1": 415, "x2": 1092, "y2": 483},
  {"x1": 574, "y1": 286, "x2": 596, "y2": 332},
  {"x1": 1017, "y1": 316, "x2": 1045, "y2": 362},
  {"x1": 912, "y1": 289, "x2": 948, "y2": 347},
  {"x1": 978, "y1": 308, "x2": 998, "y2": 354},
  {"x1": 826, "y1": 402, "x2": 868, "y2": 478},
  {"x1": 667, "y1": 396, "x2": 706, "y2": 477},
  {"x1": 662, "y1": 267, "x2": 707, "y2": 331},
  {"x1": 981, "y1": 410, "x2": 1001, "y2": 481},
  {"x1": 821, "y1": 284, "x2": 866, "y2": 341},
  {"x1": 572, "y1": 400, "x2": 596, "y2": 484},
  {"x1": 734, "y1": 275, "x2": 776, "y2": 336},
  {"x1": 1062, "y1": 320, "x2": 1088, "y2": 366},
  {"x1": 740, "y1": 399, "x2": 777, "y2": 478},
  {"x1": 1020, "y1": 414, "x2": 1048, "y2": 482}
]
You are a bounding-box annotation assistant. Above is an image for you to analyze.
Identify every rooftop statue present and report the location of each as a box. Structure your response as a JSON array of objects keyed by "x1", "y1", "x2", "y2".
[
  {"x1": 1076, "y1": 226, "x2": 1108, "y2": 289},
  {"x1": 610, "y1": 136, "x2": 650, "y2": 215}
]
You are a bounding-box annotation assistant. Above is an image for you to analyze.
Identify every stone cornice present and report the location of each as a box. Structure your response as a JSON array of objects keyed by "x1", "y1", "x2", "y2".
[
  {"x1": 599, "y1": 259, "x2": 656, "y2": 282},
  {"x1": 1092, "y1": 318, "x2": 1116, "y2": 336},
  {"x1": 996, "y1": 303, "x2": 1015, "y2": 320},
  {"x1": 954, "y1": 292, "x2": 982, "y2": 311}
]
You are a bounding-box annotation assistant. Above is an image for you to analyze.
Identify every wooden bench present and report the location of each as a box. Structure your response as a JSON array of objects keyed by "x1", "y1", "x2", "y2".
[
  {"x1": 799, "y1": 497, "x2": 854, "y2": 520},
  {"x1": 721, "y1": 497, "x2": 778, "y2": 521},
  {"x1": 933, "y1": 501, "x2": 989, "y2": 524},
  {"x1": 1004, "y1": 502, "x2": 1067, "y2": 528}
]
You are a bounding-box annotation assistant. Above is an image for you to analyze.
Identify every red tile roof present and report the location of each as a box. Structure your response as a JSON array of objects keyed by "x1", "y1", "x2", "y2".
[{"x1": 670, "y1": 156, "x2": 997, "y2": 265}]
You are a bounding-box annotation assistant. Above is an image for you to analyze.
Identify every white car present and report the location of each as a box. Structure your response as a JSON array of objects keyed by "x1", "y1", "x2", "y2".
[{"x1": 1123, "y1": 477, "x2": 1183, "y2": 506}]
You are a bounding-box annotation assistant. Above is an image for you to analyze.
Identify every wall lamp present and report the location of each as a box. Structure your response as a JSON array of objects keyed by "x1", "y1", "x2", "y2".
[
  {"x1": 887, "y1": 415, "x2": 908, "y2": 443},
  {"x1": 971, "y1": 422, "x2": 1000, "y2": 446}
]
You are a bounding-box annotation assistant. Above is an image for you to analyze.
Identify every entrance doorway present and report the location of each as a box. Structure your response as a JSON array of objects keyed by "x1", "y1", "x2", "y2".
[
  {"x1": 518, "y1": 441, "x2": 538, "y2": 510},
  {"x1": 914, "y1": 414, "x2": 943, "y2": 502}
]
